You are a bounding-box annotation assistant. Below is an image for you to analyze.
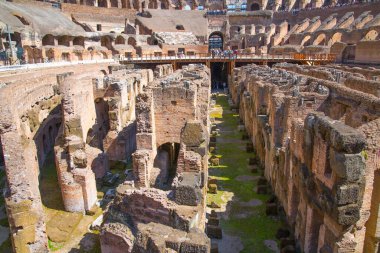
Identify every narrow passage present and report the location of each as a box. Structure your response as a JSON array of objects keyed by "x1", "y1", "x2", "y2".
[{"x1": 207, "y1": 94, "x2": 283, "y2": 253}]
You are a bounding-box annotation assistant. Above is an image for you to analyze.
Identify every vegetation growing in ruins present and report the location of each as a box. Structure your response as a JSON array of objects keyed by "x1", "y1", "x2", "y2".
[{"x1": 208, "y1": 94, "x2": 283, "y2": 253}]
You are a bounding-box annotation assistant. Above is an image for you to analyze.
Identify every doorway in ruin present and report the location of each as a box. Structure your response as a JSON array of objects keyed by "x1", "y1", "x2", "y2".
[
  {"x1": 250, "y1": 3, "x2": 260, "y2": 10},
  {"x1": 153, "y1": 142, "x2": 180, "y2": 189},
  {"x1": 33, "y1": 107, "x2": 63, "y2": 210},
  {"x1": 210, "y1": 62, "x2": 228, "y2": 90},
  {"x1": 342, "y1": 44, "x2": 356, "y2": 63},
  {"x1": 209, "y1": 32, "x2": 223, "y2": 51}
]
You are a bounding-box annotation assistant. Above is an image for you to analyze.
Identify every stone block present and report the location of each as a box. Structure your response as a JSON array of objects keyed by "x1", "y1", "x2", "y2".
[
  {"x1": 209, "y1": 157, "x2": 219, "y2": 166},
  {"x1": 281, "y1": 245, "x2": 296, "y2": 253},
  {"x1": 336, "y1": 184, "x2": 360, "y2": 205},
  {"x1": 242, "y1": 132, "x2": 249, "y2": 140},
  {"x1": 181, "y1": 120, "x2": 205, "y2": 147},
  {"x1": 208, "y1": 184, "x2": 218, "y2": 194},
  {"x1": 276, "y1": 228, "x2": 290, "y2": 239},
  {"x1": 210, "y1": 210, "x2": 217, "y2": 218},
  {"x1": 173, "y1": 172, "x2": 202, "y2": 206},
  {"x1": 208, "y1": 202, "x2": 221, "y2": 209},
  {"x1": 266, "y1": 202, "x2": 278, "y2": 216},
  {"x1": 208, "y1": 217, "x2": 219, "y2": 226},
  {"x1": 206, "y1": 225, "x2": 222, "y2": 239},
  {"x1": 337, "y1": 204, "x2": 360, "y2": 225},
  {"x1": 73, "y1": 149, "x2": 87, "y2": 168},
  {"x1": 246, "y1": 143, "x2": 254, "y2": 152},
  {"x1": 329, "y1": 151, "x2": 364, "y2": 182},
  {"x1": 211, "y1": 242, "x2": 219, "y2": 253},
  {"x1": 136, "y1": 133, "x2": 155, "y2": 150},
  {"x1": 257, "y1": 185, "x2": 268, "y2": 194},
  {"x1": 313, "y1": 114, "x2": 366, "y2": 153},
  {"x1": 250, "y1": 166, "x2": 258, "y2": 173},
  {"x1": 257, "y1": 177, "x2": 267, "y2": 186},
  {"x1": 249, "y1": 157, "x2": 259, "y2": 165},
  {"x1": 280, "y1": 238, "x2": 295, "y2": 248}
]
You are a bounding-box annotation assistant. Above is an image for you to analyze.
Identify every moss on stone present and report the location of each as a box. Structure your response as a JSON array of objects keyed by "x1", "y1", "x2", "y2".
[{"x1": 207, "y1": 94, "x2": 283, "y2": 253}]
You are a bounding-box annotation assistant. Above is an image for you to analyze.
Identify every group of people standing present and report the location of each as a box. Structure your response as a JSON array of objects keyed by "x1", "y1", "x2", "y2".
[{"x1": 211, "y1": 48, "x2": 239, "y2": 58}]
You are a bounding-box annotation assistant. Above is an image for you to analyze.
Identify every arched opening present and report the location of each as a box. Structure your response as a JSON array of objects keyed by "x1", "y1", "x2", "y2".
[
  {"x1": 363, "y1": 30, "x2": 378, "y2": 41},
  {"x1": 13, "y1": 14, "x2": 30, "y2": 25},
  {"x1": 148, "y1": 0, "x2": 158, "y2": 8},
  {"x1": 176, "y1": 25, "x2": 185, "y2": 31},
  {"x1": 328, "y1": 33, "x2": 342, "y2": 46},
  {"x1": 342, "y1": 44, "x2": 356, "y2": 63},
  {"x1": 98, "y1": 0, "x2": 109, "y2": 7},
  {"x1": 211, "y1": 62, "x2": 228, "y2": 90},
  {"x1": 101, "y1": 52, "x2": 108, "y2": 59},
  {"x1": 250, "y1": 3, "x2": 260, "y2": 10},
  {"x1": 209, "y1": 32, "x2": 223, "y2": 51},
  {"x1": 73, "y1": 36, "x2": 85, "y2": 47},
  {"x1": 42, "y1": 34, "x2": 55, "y2": 46},
  {"x1": 110, "y1": 0, "x2": 118, "y2": 7},
  {"x1": 152, "y1": 142, "x2": 180, "y2": 189},
  {"x1": 101, "y1": 36, "x2": 113, "y2": 50},
  {"x1": 115, "y1": 35, "x2": 126, "y2": 45},
  {"x1": 301, "y1": 35, "x2": 311, "y2": 46},
  {"x1": 313, "y1": 34, "x2": 326, "y2": 46},
  {"x1": 160, "y1": 0, "x2": 168, "y2": 9},
  {"x1": 58, "y1": 36, "x2": 70, "y2": 47},
  {"x1": 127, "y1": 37, "x2": 137, "y2": 47}
]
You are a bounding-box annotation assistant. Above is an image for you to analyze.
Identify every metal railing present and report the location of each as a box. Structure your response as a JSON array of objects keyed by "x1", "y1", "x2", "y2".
[{"x1": 119, "y1": 53, "x2": 337, "y2": 62}]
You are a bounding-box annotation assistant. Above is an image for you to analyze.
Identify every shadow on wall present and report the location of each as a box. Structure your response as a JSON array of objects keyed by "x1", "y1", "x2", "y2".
[{"x1": 153, "y1": 142, "x2": 180, "y2": 190}]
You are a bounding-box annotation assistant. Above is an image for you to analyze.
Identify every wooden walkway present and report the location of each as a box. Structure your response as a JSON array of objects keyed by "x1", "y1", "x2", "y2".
[{"x1": 120, "y1": 53, "x2": 336, "y2": 67}]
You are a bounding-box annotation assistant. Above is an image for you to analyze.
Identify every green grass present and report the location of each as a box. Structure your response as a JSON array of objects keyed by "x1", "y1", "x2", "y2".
[
  {"x1": 207, "y1": 94, "x2": 283, "y2": 253},
  {"x1": 48, "y1": 239, "x2": 64, "y2": 251}
]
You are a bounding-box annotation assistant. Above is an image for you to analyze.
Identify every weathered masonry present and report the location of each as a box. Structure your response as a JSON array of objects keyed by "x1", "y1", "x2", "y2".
[{"x1": 229, "y1": 63, "x2": 380, "y2": 253}]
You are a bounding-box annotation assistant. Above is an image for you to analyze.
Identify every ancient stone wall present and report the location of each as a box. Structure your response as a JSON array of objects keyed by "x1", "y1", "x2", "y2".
[
  {"x1": 100, "y1": 64, "x2": 211, "y2": 253},
  {"x1": 229, "y1": 63, "x2": 380, "y2": 253},
  {"x1": 0, "y1": 62, "x2": 158, "y2": 253}
]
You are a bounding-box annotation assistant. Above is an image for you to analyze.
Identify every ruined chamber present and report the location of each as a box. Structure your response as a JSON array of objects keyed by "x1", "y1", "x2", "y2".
[{"x1": 100, "y1": 64, "x2": 212, "y2": 253}]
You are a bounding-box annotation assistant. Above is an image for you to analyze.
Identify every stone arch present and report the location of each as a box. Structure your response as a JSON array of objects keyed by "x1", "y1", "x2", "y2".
[
  {"x1": 328, "y1": 32, "x2": 342, "y2": 46},
  {"x1": 160, "y1": 0, "x2": 169, "y2": 9},
  {"x1": 13, "y1": 14, "x2": 30, "y2": 25},
  {"x1": 313, "y1": 33, "x2": 326, "y2": 46},
  {"x1": 98, "y1": 0, "x2": 109, "y2": 7},
  {"x1": 58, "y1": 35, "x2": 71, "y2": 47},
  {"x1": 42, "y1": 34, "x2": 55, "y2": 46},
  {"x1": 250, "y1": 2, "x2": 260, "y2": 10},
  {"x1": 153, "y1": 142, "x2": 180, "y2": 189},
  {"x1": 73, "y1": 36, "x2": 85, "y2": 47},
  {"x1": 84, "y1": 0, "x2": 96, "y2": 6},
  {"x1": 209, "y1": 31, "x2": 224, "y2": 51},
  {"x1": 148, "y1": 0, "x2": 158, "y2": 8},
  {"x1": 23, "y1": 45, "x2": 35, "y2": 64},
  {"x1": 128, "y1": 37, "x2": 137, "y2": 47},
  {"x1": 115, "y1": 35, "x2": 126, "y2": 45},
  {"x1": 301, "y1": 35, "x2": 311, "y2": 46},
  {"x1": 363, "y1": 30, "x2": 378, "y2": 41},
  {"x1": 133, "y1": 0, "x2": 140, "y2": 10},
  {"x1": 101, "y1": 36, "x2": 113, "y2": 50},
  {"x1": 110, "y1": 0, "x2": 119, "y2": 7}
]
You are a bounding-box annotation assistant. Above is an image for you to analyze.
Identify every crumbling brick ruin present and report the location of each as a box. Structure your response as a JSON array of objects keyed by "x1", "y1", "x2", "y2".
[
  {"x1": 0, "y1": 62, "x2": 155, "y2": 252},
  {"x1": 229, "y1": 63, "x2": 380, "y2": 253},
  {"x1": 1, "y1": 0, "x2": 380, "y2": 252},
  {"x1": 99, "y1": 64, "x2": 211, "y2": 252}
]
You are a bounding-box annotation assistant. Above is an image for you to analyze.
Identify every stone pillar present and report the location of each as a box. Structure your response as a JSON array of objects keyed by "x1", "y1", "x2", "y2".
[{"x1": 54, "y1": 73, "x2": 97, "y2": 213}]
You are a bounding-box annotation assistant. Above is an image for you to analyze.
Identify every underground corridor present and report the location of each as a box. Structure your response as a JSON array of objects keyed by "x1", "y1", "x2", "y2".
[{"x1": 206, "y1": 94, "x2": 285, "y2": 253}]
